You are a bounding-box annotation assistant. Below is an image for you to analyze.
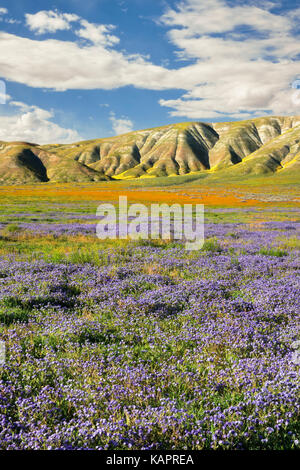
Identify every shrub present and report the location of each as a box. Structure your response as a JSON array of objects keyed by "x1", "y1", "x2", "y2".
[{"x1": 202, "y1": 237, "x2": 223, "y2": 253}]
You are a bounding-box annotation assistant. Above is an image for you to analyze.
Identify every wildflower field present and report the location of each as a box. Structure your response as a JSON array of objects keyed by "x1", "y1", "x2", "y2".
[{"x1": 0, "y1": 183, "x2": 299, "y2": 450}]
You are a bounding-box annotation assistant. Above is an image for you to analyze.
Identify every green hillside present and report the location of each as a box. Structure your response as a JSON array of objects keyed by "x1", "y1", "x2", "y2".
[{"x1": 0, "y1": 115, "x2": 300, "y2": 184}]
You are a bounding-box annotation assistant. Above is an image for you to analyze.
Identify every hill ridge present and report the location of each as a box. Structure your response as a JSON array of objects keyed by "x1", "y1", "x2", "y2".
[{"x1": 0, "y1": 115, "x2": 300, "y2": 184}]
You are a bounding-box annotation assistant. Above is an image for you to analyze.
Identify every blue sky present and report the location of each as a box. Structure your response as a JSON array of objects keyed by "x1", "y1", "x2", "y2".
[{"x1": 0, "y1": 0, "x2": 300, "y2": 143}]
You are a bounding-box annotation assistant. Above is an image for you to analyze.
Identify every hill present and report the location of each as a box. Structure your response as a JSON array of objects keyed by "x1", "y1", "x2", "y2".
[{"x1": 0, "y1": 116, "x2": 300, "y2": 184}]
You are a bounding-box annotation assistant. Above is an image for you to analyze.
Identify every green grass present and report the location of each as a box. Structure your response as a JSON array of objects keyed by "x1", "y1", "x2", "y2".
[
  {"x1": 0, "y1": 305, "x2": 29, "y2": 325},
  {"x1": 259, "y1": 247, "x2": 288, "y2": 257}
]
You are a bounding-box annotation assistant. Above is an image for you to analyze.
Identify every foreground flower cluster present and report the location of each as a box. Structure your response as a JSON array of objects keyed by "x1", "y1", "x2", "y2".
[{"x1": 0, "y1": 218, "x2": 299, "y2": 450}]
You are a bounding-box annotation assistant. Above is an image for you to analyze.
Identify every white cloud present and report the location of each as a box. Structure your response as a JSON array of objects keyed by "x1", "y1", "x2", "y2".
[
  {"x1": 0, "y1": 4, "x2": 300, "y2": 122},
  {"x1": 160, "y1": 0, "x2": 291, "y2": 35},
  {"x1": 0, "y1": 92, "x2": 10, "y2": 104},
  {"x1": 25, "y1": 10, "x2": 79, "y2": 34},
  {"x1": 0, "y1": 78, "x2": 9, "y2": 104},
  {"x1": 5, "y1": 18, "x2": 20, "y2": 24},
  {"x1": 109, "y1": 112, "x2": 133, "y2": 135},
  {"x1": 0, "y1": 100, "x2": 80, "y2": 144},
  {"x1": 158, "y1": 0, "x2": 300, "y2": 119},
  {"x1": 25, "y1": 10, "x2": 120, "y2": 46},
  {"x1": 76, "y1": 19, "x2": 119, "y2": 46},
  {"x1": 0, "y1": 31, "x2": 182, "y2": 91},
  {"x1": 0, "y1": 8, "x2": 210, "y2": 95},
  {"x1": 0, "y1": 7, "x2": 20, "y2": 24}
]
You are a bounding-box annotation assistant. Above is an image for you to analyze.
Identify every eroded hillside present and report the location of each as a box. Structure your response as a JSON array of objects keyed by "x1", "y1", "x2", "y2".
[{"x1": 0, "y1": 116, "x2": 300, "y2": 183}]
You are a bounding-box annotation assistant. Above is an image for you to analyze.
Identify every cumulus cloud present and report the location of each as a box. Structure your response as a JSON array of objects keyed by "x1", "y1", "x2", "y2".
[
  {"x1": 76, "y1": 20, "x2": 119, "y2": 46},
  {"x1": 0, "y1": 100, "x2": 80, "y2": 144},
  {"x1": 160, "y1": 0, "x2": 291, "y2": 36},
  {"x1": 109, "y1": 112, "x2": 134, "y2": 135},
  {"x1": 0, "y1": 31, "x2": 182, "y2": 91},
  {"x1": 25, "y1": 10, "x2": 79, "y2": 34},
  {"x1": 0, "y1": 9, "x2": 201, "y2": 92},
  {"x1": 0, "y1": 4, "x2": 300, "y2": 121},
  {"x1": 25, "y1": 10, "x2": 119, "y2": 48},
  {"x1": 159, "y1": 59, "x2": 300, "y2": 119},
  {"x1": 159, "y1": 0, "x2": 300, "y2": 119},
  {"x1": 0, "y1": 7, "x2": 7, "y2": 15}
]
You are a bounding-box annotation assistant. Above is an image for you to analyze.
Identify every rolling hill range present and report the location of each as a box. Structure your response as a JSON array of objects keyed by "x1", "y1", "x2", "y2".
[{"x1": 1, "y1": 116, "x2": 300, "y2": 184}]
